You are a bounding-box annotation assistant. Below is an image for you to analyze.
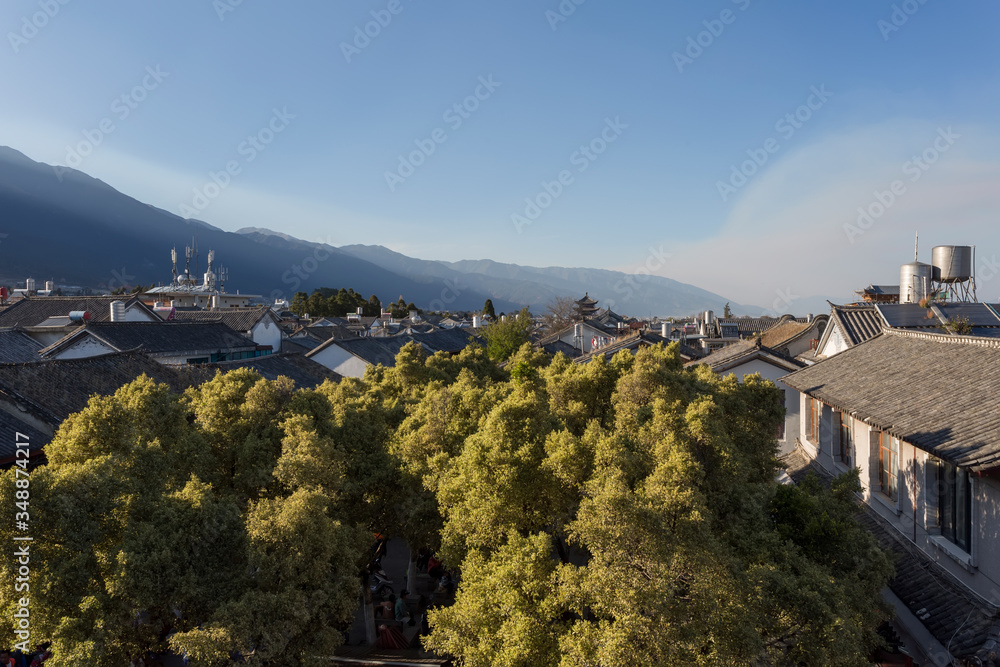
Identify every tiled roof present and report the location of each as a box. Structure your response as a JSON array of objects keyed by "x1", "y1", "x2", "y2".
[
  {"x1": 282, "y1": 338, "x2": 321, "y2": 355},
  {"x1": 685, "y1": 339, "x2": 804, "y2": 374},
  {"x1": 540, "y1": 339, "x2": 582, "y2": 358},
  {"x1": 301, "y1": 325, "x2": 362, "y2": 341},
  {"x1": 720, "y1": 317, "x2": 781, "y2": 336},
  {"x1": 308, "y1": 329, "x2": 479, "y2": 367},
  {"x1": 40, "y1": 322, "x2": 257, "y2": 357},
  {"x1": 830, "y1": 303, "x2": 883, "y2": 347},
  {"x1": 781, "y1": 328, "x2": 1000, "y2": 471},
  {"x1": 0, "y1": 328, "x2": 43, "y2": 363},
  {"x1": 759, "y1": 321, "x2": 812, "y2": 349},
  {"x1": 179, "y1": 353, "x2": 341, "y2": 389},
  {"x1": 536, "y1": 321, "x2": 616, "y2": 346},
  {"x1": 0, "y1": 352, "x2": 192, "y2": 426},
  {"x1": 574, "y1": 331, "x2": 669, "y2": 364},
  {"x1": 414, "y1": 328, "x2": 479, "y2": 353},
  {"x1": 0, "y1": 410, "x2": 48, "y2": 460},
  {"x1": 781, "y1": 446, "x2": 1000, "y2": 664},
  {"x1": 0, "y1": 295, "x2": 151, "y2": 328},
  {"x1": 863, "y1": 284, "x2": 900, "y2": 296},
  {"x1": 170, "y1": 305, "x2": 275, "y2": 332},
  {"x1": 310, "y1": 336, "x2": 414, "y2": 367}
]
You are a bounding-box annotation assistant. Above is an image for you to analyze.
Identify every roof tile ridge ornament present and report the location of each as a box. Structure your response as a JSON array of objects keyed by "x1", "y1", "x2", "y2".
[{"x1": 885, "y1": 326, "x2": 1000, "y2": 349}]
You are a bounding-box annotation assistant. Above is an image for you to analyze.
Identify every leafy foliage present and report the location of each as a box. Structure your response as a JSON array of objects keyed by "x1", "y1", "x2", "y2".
[
  {"x1": 0, "y1": 371, "x2": 372, "y2": 666},
  {"x1": 289, "y1": 287, "x2": 381, "y2": 318},
  {"x1": 480, "y1": 307, "x2": 534, "y2": 362},
  {"x1": 0, "y1": 342, "x2": 891, "y2": 666}
]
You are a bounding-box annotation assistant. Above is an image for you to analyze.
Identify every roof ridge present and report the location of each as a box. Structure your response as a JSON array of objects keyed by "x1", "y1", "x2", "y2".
[{"x1": 885, "y1": 326, "x2": 1000, "y2": 349}]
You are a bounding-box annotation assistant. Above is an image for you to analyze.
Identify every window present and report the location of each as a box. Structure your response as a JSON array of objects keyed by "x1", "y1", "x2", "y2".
[
  {"x1": 936, "y1": 460, "x2": 972, "y2": 552},
  {"x1": 805, "y1": 398, "x2": 820, "y2": 444},
  {"x1": 837, "y1": 412, "x2": 852, "y2": 465},
  {"x1": 878, "y1": 432, "x2": 899, "y2": 501}
]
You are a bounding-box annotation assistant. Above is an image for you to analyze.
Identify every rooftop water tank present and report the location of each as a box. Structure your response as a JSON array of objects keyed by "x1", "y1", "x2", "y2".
[
  {"x1": 931, "y1": 246, "x2": 973, "y2": 283},
  {"x1": 899, "y1": 262, "x2": 934, "y2": 304}
]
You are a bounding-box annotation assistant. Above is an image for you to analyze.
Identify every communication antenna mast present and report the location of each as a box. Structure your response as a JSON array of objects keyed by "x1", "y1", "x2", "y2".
[
  {"x1": 914, "y1": 231, "x2": 919, "y2": 262},
  {"x1": 219, "y1": 267, "x2": 229, "y2": 293},
  {"x1": 207, "y1": 249, "x2": 215, "y2": 274},
  {"x1": 171, "y1": 248, "x2": 178, "y2": 285}
]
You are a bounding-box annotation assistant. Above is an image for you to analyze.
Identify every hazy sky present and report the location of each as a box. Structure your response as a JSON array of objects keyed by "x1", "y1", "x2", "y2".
[{"x1": 3, "y1": 0, "x2": 999, "y2": 307}]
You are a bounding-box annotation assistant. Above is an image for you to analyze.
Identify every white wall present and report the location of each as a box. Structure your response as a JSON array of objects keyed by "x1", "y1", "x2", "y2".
[
  {"x1": 795, "y1": 397, "x2": 1000, "y2": 605},
  {"x1": 124, "y1": 306, "x2": 155, "y2": 322},
  {"x1": 251, "y1": 316, "x2": 282, "y2": 351},
  {"x1": 816, "y1": 325, "x2": 848, "y2": 359},
  {"x1": 309, "y1": 344, "x2": 370, "y2": 378},
  {"x1": 51, "y1": 336, "x2": 116, "y2": 360},
  {"x1": 557, "y1": 324, "x2": 609, "y2": 354}
]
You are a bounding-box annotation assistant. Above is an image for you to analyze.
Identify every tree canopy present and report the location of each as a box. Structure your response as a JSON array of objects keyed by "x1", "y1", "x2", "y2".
[
  {"x1": 0, "y1": 342, "x2": 891, "y2": 666},
  {"x1": 289, "y1": 287, "x2": 381, "y2": 318},
  {"x1": 480, "y1": 307, "x2": 535, "y2": 362}
]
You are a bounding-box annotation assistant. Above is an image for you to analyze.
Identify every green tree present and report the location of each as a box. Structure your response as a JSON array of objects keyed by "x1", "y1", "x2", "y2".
[
  {"x1": 366, "y1": 294, "x2": 382, "y2": 317},
  {"x1": 0, "y1": 371, "x2": 372, "y2": 665},
  {"x1": 421, "y1": 344, "x2": 892, "y2": 666},
  {"x1": 480, "y1": 307, "x2": 534, "y2": 362},
  {"x1": 482, "y1": 298, "x2": 496, "y2": 319},
  {"x1": 724, "y1": 302, "x2": 733, "y2": 318},
  {"x1": 289, "y1": 291, "x2": 309, "y2": 316}
]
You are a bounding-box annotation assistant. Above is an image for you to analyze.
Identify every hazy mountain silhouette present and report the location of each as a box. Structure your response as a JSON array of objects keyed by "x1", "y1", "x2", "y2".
[{"x1": 0, "y1": 146, "x2": 751, "y2": 316}]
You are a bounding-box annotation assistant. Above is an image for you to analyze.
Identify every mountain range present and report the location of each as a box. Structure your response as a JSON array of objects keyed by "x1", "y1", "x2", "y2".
[{"x1": 0, "y1": 146, "x2": 758, "y2": 316}]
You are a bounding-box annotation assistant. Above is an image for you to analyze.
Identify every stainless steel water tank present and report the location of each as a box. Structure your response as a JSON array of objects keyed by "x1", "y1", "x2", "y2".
[
  {"x1": 900, "y1": 262, "x2": 933, "y2": 303},
  {"x1": 931, "y1": 246, "x2": 973, "y2": 283}
]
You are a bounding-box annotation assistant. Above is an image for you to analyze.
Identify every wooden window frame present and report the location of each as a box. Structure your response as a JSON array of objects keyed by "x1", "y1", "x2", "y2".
[{"x1": 878, "y1": 432, "x2": 898, "y2": 502}]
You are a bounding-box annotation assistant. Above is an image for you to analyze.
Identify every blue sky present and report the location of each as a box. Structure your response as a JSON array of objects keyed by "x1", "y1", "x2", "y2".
[{"x1": 3, "y1": 0, "x2": 1000, "y2": 307}]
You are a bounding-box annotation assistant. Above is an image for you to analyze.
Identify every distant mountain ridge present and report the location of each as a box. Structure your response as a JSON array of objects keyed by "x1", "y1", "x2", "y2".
[
  {"x1": 336, "y1": 244, "x2": 749, "y2": 316},
  {"x1": 0, "y1": 146, "x2": 749, "y2": 316}
]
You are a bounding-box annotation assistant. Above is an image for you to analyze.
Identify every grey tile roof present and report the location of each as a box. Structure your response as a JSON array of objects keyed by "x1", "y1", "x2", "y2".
[
  {"x1": 574, "y1": 331, "x2": 669, "y2": 364},
  {"x1": 539, "y1": 339, "x2": 582, "y2": 358},
  {"x1": 312, "y1": 336, "x2": 413, "y2": 367},
  {"x1": 414, "y1": 328, "x2": 479, "y2": 354},
  {"x1": 0, "y1": 352, "x2": 192, "y2": 426},
  {"x1": 859, "y1": 284, "x2": 900, "y2": 296},
  {"x1": 830, "y1": 303, "x2": 883, "y2": 346},
  {"x1": 301, "y1": 325, "x2": 361, "y2": 342},
  {"x1": 308, "y1": 329, "x2": 480, "y2": 367},
  {"x1": 282, "y1": 338, "x2": 321, "y2": 355},
  {"x1": 0, "y1": 295, "x2": 151, "y2": 328},
  {"x1": 170, "y1": 305, "x2": 276, "y2": 332},
  {"x1": 720, "y1": 317, "x2": 781, "y2": 336},
  {"x1": 781, "y1": 446, "x2": 1000, "y2": 664},
  {"x1": 0, "y1": 328, "x2": 43, "y2": 363},
  {"x1": 40, "y1": 322, "x2": 258, "y2": 357},
  {"x1": 781, "y1": 328, "x2": 1000, "y2": 471},
  {"x1": 685, "y1": 339, "x2": 804, "y2": 374},
  {"x1": 0, "y1": 410, "x2": 48, "y2": 461}
]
